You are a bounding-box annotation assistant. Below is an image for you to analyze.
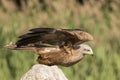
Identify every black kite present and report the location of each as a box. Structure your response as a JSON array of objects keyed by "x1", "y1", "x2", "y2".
[{"x1": 6, "y1": 28, "x2": 93, "y2": 67}]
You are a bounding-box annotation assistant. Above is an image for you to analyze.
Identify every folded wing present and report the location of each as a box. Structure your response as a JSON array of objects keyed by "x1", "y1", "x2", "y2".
[{"x1": 16, "y1": 28, "x2": 93, "y2": 48}]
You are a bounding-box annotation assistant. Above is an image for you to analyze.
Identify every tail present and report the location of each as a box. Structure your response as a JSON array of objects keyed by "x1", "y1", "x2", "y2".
[
  {"x1": 0, "y1": 42, "x2": 17, "y2": 50},
  {"x1": 5, "y1": 42, "x2": 17, "y2": 49},
  {"x1": 4, "y1": 42, "x2": 35, "y2": 51}
]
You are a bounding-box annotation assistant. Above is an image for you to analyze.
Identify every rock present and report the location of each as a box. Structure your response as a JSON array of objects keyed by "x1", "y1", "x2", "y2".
[{"x1": 20, "y1": 64, "x2": 68, "y2": 80}]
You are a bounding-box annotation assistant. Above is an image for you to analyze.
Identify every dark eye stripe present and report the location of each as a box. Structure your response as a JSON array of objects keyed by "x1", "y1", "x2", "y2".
[
  {"x1": 84, "y1": 49, "x2": 90, "y2": 51},
  {"x1": 87, "y1": 49, "x2": 90, "y2": 51}
]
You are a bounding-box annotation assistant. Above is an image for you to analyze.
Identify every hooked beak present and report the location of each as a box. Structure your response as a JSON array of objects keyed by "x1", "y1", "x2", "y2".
[
  {"x1": 88, "y1": 51, "x2": 94, "y2": 56},
  {"x1": 91, "y1": 54, "x2": 94, "y2": 56}
]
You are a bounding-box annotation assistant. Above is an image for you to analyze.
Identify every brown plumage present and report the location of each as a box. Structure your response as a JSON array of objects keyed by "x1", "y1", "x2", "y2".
[{"x1": 6, "y1": 28, "x2": 93, "y2": 67}]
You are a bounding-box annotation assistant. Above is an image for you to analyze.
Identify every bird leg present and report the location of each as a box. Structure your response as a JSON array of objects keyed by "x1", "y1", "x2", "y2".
[{"x1": 37, "y1": 55, "x2": 54, "y2": 66}]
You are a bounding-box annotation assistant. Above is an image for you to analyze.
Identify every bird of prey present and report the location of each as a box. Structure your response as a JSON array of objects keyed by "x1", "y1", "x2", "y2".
[{"x1": 6, "y1": 28, "x2": 93, "y2": 67}]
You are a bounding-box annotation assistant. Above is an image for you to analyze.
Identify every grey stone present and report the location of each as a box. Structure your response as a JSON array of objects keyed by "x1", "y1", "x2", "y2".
[{"x1": 20, "y1": 64, "x2": 68, "y2": 80}]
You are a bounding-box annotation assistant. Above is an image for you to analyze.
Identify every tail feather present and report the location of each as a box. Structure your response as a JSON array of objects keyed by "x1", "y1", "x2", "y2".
[
  {"x1": 5, "y1": 42, "x2": 35, "y2": 51},
  {"x1": 5, "y1": 42, "x2": 17, "y2": 49},
  {"x1": 0, "y1": 42, "x2": 17, "y2": 50}
]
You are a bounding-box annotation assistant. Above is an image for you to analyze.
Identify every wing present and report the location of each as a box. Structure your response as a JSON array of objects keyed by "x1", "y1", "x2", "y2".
[
  {"x1": 62, "y1": 29, "x2": 93, "y2": 45},
  {"x1": 16, "y1": 28, "x2": 93, "y2": 48}
]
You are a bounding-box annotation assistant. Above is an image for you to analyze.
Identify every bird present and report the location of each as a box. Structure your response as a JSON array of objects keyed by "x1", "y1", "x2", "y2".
[{"x1": 6, "y1": 28, "x2": 94, "y2": 67}]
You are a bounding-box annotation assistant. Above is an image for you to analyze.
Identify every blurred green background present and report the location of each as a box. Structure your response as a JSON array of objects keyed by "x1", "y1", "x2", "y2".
[{"x1": 0, "y1": 0, "x2": 120, "y2": 80}]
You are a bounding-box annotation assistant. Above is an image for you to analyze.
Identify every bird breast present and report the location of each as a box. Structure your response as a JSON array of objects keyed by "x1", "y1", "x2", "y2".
[{"x1": 61, "y1": 51, "x2": 83, "y2": 66}]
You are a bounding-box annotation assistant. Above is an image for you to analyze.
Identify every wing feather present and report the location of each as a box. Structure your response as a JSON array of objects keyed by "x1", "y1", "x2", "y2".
[{"x1": 16, "y1": 28, "x2": 93, "y2": 48}]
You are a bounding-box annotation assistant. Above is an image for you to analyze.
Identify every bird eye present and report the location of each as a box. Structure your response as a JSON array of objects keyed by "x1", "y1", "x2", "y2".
[
  {"x1": 87, "y1": 49, "x2": 90, "y2": 51},
  {"x1": 84, "y1": 49, "x2": 90, "y2": 51}
]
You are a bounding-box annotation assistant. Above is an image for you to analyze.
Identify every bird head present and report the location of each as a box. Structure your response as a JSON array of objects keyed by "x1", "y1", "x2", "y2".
[{"x1": 74, "y1": 44, "x2": 93, "y2": 56}]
